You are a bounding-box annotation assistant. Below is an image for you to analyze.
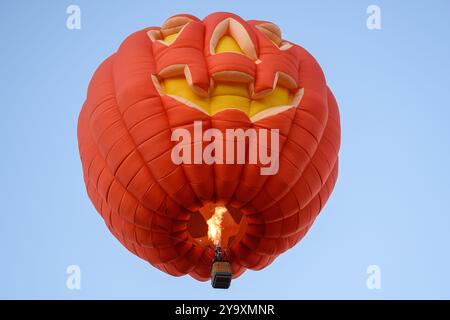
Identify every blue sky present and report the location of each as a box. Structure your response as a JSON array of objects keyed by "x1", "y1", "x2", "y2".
[{"x1": 1, "y1": 0, "x2": 450, "y2": 299}]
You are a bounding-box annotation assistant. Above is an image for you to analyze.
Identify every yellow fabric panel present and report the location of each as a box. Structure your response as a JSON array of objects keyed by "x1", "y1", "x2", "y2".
[
  {"x1": 215, "y1": 35, "x2": 243, "y2": 54},
  {"x1": 210, "y1": 95, "x2": 250, "y2": 115},
  {"x1": 163, "y1": 33, "x2": 178, "y2": 45},
  {"x1": 250, "y1": 87, "x2": 292, "y2": 116},
  {"x1": 212, "y1": 82, "x2": 249, "y2": 98},
  {"x1": 162, "y1": 77, "x2": 210, "y2": 111},
  {"x1": 162, "y1": 76, "x2": 293, "y2": 116}
]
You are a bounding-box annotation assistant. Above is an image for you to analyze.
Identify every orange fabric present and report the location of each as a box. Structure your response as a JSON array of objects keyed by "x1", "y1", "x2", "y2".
[{"x1": 77, "y1": 12, "x2": 341, "y2": 281}]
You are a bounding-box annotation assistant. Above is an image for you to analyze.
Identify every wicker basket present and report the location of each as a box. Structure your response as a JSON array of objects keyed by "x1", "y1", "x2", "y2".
[{"x1": 211, "y1": 261, "x2": 232, "y2": 289}]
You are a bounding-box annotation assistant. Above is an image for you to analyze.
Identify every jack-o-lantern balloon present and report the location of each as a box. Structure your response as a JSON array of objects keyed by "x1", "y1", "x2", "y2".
[{"x1": 78, "y1": 12, "x2": 341, "y2": 284}]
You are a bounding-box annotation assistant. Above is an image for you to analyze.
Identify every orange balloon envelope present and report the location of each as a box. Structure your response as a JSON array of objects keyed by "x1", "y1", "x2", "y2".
[{"x1": 77, "y1": 12, "x2": 341, "y2": 281}]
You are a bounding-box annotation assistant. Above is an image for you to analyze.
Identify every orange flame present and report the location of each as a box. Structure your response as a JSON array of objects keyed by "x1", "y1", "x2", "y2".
[{"x1": 207, "y1": 206, "x2": 227, "y2": 246}]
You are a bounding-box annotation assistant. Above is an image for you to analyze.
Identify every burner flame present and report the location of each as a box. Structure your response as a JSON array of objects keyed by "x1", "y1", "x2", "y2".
[{"x1": 207, "y1": 206, "x2": 227, "y2": 246}]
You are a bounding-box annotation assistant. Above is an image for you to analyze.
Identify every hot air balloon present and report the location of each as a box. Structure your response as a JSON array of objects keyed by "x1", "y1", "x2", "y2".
[{"x1": 77, "y1": 12, "x2": 341, "y2": 288}]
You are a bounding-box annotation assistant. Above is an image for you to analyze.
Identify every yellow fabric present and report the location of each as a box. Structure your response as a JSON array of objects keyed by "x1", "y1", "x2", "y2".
[
  {"x1": 215, "y1": 35, "x2": 243, "y2": 54},
  {"x1": 161, "y1": 33, "x2": 293, "y2": 116},
  {"x1": 163, "y1": 33, "x2": 178, "y2": 45}
]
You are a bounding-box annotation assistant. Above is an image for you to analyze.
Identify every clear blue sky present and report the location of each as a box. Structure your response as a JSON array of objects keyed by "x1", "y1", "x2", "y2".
[{"x1": 1, "y1": 0, "x2": 450, "y2": 299}]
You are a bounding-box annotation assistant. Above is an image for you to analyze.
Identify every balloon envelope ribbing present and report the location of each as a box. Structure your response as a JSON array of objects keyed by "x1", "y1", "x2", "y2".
[{"x1": 77, "y1": 12, "x2": 341, "y2": 281}]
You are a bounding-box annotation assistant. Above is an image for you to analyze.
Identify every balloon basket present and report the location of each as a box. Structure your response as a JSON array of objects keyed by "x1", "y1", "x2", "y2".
[{"x1": 211, "y1": 261, "x2": 232, "y2": 289}]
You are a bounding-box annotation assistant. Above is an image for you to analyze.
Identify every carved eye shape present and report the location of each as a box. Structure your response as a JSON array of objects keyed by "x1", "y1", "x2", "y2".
[
  {"x1": 256, "y1": 22, "x2": 282, "y2": 46},
  {"x1": 209, "y1": 18, "x2": 258, "y2": 60},
  {"x1": 255, "y1": 22, "x2": 293, "y2": 50},
  {"x1": 147, "y1": 15, "x2": 193, "y2": 45}
]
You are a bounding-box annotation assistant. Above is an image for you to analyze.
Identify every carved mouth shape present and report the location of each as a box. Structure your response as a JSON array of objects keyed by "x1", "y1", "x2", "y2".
[
  {"x1": 155, "y1": 75, "x2": 304, "y2": 122},
  {"x1": 150, "y1": 17, "x2": 304, "y2": 122}
]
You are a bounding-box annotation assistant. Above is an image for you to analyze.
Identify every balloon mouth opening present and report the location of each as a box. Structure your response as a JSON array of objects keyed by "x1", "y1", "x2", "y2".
[{"x1": 187, "y1": 203, "x2": 247, "y2": 249}]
